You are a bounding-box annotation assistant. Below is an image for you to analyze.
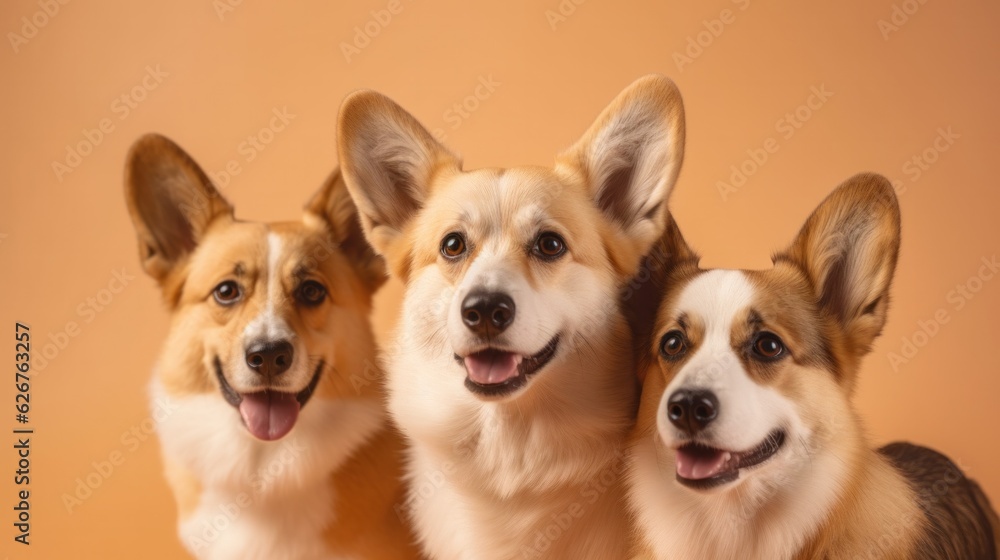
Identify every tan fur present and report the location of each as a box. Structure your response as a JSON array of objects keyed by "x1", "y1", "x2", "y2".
[
  {"x1": 125, "y1": 134, "x2": 420, "y2": 560},
  {"x1": 629, "y1": 174, "x2": 997, "y2": 559},
  {"x1": 338, "y1": 75, "x2": 685, "y2": 559}
]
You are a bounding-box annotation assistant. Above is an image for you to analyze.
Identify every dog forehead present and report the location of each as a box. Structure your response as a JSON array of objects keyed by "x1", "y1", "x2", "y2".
[
  {"x1": 187, "y1": 222, "x2": 269, "y2": 277},
  {"x1": 267, "y1": 222, "x2": 333, "y2": 270},
  {"x1": 185, "y1": 221, "x2": 332, "y2": 287},
  {"x1": 674, "y1": 269, "x2": 755, "y2": 332},
  {"x1": 437, "y1": 168, "x2": 567, "y2": 223}
]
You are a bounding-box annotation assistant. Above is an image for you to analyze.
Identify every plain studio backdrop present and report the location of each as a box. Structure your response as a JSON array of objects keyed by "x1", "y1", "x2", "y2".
[{"x1": 2, "y1": 0, "x2": 998, "y2": 556}]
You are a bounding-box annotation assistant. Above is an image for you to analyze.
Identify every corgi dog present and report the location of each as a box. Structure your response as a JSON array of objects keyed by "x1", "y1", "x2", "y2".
[
  {"x1": 627, "y1": 173, "x2": 1000, "y2": 559},
  {"x1": 125, "y1": 134, "x2": 420, "y2": 560},
  {"x1": 336, "y1": 75, "x2": 685, "y2": 559}
]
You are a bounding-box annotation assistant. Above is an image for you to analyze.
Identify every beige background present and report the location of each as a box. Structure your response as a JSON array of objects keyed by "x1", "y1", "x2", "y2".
[{"x1": 2, "y1": 0, "x2": 998, "y2": 557}]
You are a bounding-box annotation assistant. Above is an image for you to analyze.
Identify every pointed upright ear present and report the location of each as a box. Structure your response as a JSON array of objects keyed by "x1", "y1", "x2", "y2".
[
  {"x1": 557, "y1": 74, "x2": 685, "y2": 253},
  {"x1": 626, "y1": 212, "x2": 699, "y2": 382},
  {"x1": 124, "y1": 133, "x2": 233, "y2": 282},
  {"x1": 304, "y1": 169, "x2": 387, "y2": 290},
  {"x1": 779, "y1": 173, "x2": 901, "y2": 353},
  {"x1": 337, "y1": 90, "x2": 461, "y2": 262}
]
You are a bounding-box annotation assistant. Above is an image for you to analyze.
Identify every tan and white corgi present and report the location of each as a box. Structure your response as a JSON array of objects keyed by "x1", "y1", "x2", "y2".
[
  {"x1": 627, "y1": 173, "x2": 1000, "y2": 559},
  {"x1": 125, "y1": 134, "x2": 421, "y2": 560},
  {"x1": 336, "y1": 75, "x2": 685, "y2": 559}
]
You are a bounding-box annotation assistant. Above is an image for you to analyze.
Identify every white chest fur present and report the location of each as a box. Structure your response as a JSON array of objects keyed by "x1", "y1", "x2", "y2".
[
  {"x1": 150, "y1": 380, "x2": 383, "y2": 560},
  {"x1": 628, "y1": 438, "x2": 847, "y2": 560}
]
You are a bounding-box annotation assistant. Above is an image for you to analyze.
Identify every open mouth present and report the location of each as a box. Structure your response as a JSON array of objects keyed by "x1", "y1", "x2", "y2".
[
  {"x1": 457, "y1": 335, "x2": 560, "y2": 398},
  {"x1": 214, "y1": 357, "x2": 324, "y2": 441},
  {"x1": 674, "y1": 429, "x2": 786, "y2": 490}
]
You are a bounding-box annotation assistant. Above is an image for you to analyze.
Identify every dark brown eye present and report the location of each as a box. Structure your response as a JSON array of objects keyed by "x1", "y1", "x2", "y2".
[
  {"x1": 296, "y1": 280, "x2": 327, "y2": 307},
  {"x1": 533, "y1": 232, "x2": 567, "y2": 260},
  {"x1": 660, "y1": 330, "x2": 687, "y2": 360},
  {"x1": 213, "y1": 281, "x2": 242, "y2": 305},
  {"x1": 441, "y1": 233, "x2": 467, "y2": 259},
  {"x1": 753, "y1": 333, "x2": 785, "y2": 360}
]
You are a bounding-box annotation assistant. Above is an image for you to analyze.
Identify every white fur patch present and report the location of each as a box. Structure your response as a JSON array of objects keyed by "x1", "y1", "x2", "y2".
[
  {"x1": 387, "y1": 209, "x2": 634, "y2": 558},
  {"x1": 629, "y1": 269, "x2": 850, "y2": 560},
  {"x1": 233, "y1": 233, "x2": 312, "y2": 393},
  {"x1": 656, "y1": 270, "x2": 797, "y2": 453},
  {"x1": 242, "y1": 233, "x2": 294, "y2": 343},
  {"x1": 151, "y1": 379, "x2": 382, "y2": 560}
]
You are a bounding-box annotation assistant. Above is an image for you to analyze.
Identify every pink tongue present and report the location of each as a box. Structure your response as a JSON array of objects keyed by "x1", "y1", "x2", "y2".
[
  {"x1": 238, "y1": 392, "x2": 301, "y2": 441},
  {"x1": 676, "y1": 448, "x2": 730, "y2": 480},
  {"x1": 464, "y1": 351, "x2": 521, "y2": 385}
]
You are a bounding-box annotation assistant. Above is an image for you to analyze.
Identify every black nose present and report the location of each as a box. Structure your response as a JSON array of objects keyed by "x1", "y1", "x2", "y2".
[
  {"x1": 667, "y1": 389, "x2": 719, "y2": 435},
  {"x1": 461, "y1": 291, "x2": 515, "y2": 337},
  {"x1": 245, "y1": 340, "x2": 294, "y2": 377}
]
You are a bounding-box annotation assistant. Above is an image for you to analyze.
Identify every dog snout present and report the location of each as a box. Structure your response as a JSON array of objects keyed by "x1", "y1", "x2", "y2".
[
  {"x1": 245, "y1": 340, "x2": 294, "y2": 377},
  {"x1": 667, "y1": 389, "x2": 719, "y2": 435},
  {"x1": 461, "y1": 290, "x2": 515, "y2": 337}
]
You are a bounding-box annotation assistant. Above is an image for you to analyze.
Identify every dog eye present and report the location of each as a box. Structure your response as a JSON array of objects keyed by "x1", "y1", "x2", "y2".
[
  {"x1": 659, "y1": 330, "x2": 687, "y2": 360},
  {"x1": 296, "y1": 280, "x2": 327, "y2": 307},
  {"x1": 213, "y1": 281, "x2": 242, "y2": 305},
  {"x1": 533, "y1": 232, "x2": 567, "y2": 260},
  {"x1": 441, "y1": 233, "x2": 467, "y2": 259},
  {"x1": 752, "y1": 333, "x2": 785, "y2": 360}
]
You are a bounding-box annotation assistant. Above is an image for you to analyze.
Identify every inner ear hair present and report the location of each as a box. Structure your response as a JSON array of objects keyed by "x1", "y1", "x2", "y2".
[
  {"x1": 557, "y1": 74, "x2": 685, "y2": 255},
  {"x1": 304, "y1": 169, "x2": 387, "y2": 290},
  {"x1": 780, "y1": 172, "x2": 901, "y2": 341},
  {"x1": 337, "y1": 90, "x2": 461, "y2": 244},
  {"x1": 124, "y1": 133, "x2": 233, "y2": 281}
]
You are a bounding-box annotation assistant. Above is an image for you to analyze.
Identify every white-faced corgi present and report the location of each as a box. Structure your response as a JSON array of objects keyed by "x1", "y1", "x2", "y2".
[
  {"x1": 627, "y1": 173, "x2": 1000, "y2": 559},
  {"x1": 336, "y1": 75, "x2": 685, "y2": 559},
  {"x1": 125, "y1": 134, "x2": 421, "y2": 560}
]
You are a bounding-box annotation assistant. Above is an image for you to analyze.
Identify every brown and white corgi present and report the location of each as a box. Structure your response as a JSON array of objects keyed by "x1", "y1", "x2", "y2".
[
  {"x1": 125, "y1": 134, "x2": 421, "y2": 560},
  {"x1": 336, "y1": 75, "x2": 685, "y2": 559},
  {"x1": 627, "y1": 173, "x2": 1000, "y2": 559}
]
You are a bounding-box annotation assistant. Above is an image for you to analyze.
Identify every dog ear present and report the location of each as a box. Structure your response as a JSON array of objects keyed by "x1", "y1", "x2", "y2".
[
  {"x1": 558, "y1": 74, "x2": 685, "y2": 255},
  {"x1": 124, "y1": 133, "x2": 233, "y2": 282},
  {"x1": 625, "y1": 213, "x2": 699, "y2": 383},
  {"x1": 337, "y1": 90, "x2": 461, "y2": 270},
  {"x1": 304, "y1": 169, "x2": 387, "y2": 290},
  {"x1": 778, "y1": 173, "x2": 901, "y2": 355}
]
